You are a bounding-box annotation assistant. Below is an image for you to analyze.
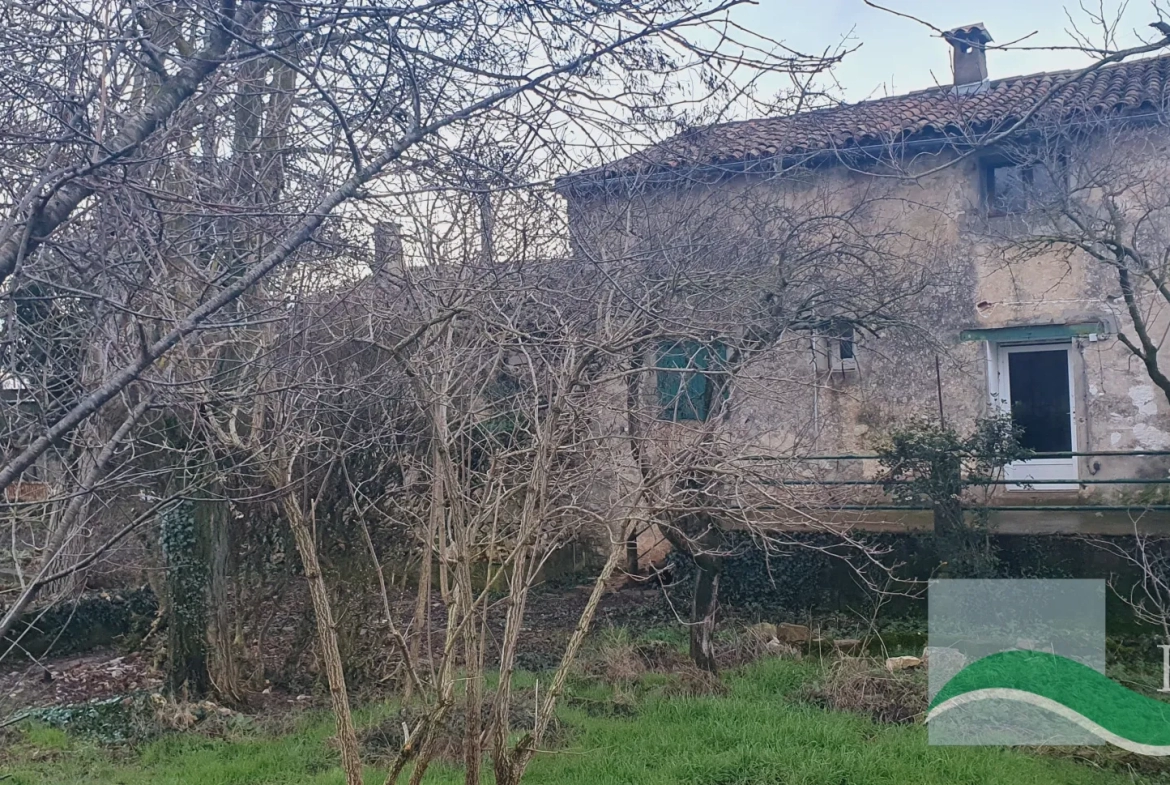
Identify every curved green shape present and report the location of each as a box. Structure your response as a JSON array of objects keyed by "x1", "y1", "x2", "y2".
[{"x1": 931, "y1": 650, "x2": 1170, "y2": 747}]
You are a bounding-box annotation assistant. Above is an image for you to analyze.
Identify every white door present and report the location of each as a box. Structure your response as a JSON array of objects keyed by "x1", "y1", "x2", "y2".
[{"x1": 994, "y1": 343, "x2": 1078, "y2": 490}]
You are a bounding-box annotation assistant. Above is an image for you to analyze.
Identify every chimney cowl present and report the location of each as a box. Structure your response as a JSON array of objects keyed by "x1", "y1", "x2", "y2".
[{"x1": 943, "y1": 23, "x2": 993, "y2": 87}]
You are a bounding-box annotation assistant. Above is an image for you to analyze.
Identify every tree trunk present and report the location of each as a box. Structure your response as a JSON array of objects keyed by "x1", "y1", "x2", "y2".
[
  {"x1": 690, "y1": 554, "x2": 722, "y2": 674},
  {"x1": 409, "y1": 521, "x2": 434, "y2": 701},
  {"x1": 625, "y1": 527, "x2": 640, "y2": 576},
  {"x1": 930, "y1": 451, "x2": 964, "y2": 535},
  {"x1": 205, "y1": 495, "x2": 242, "y2": 704},
  {"x1": 462, "y1": 561, "x2": 483, "y2": 785},
  {"x1": 931, "y1": 499, "x2": 964, "y2": 538},
  {"x1": 161, "y1": 500, "x2": 211, "y2": 699},
  {"x1": 490, "y1": 549, "x2": 531, "y2": 785},
  {"x1": 283, "y1": 493, "x2": 363, "y2": 785},
  {"x1": 1116, "y1": 266, "x2": 1170, "y2": 407},
  {"x1": 499, "y1": 543, "x2": 627, "y2": 783},
  {"x1": 623, "y1": 347, "x2": 647, "y2": 579},
  {"x1": 50, "y1": 437, "x2": 100, "y2": 602},
  {"x1": 931, "y1": 452, "x2": 975, "y2": 575}
]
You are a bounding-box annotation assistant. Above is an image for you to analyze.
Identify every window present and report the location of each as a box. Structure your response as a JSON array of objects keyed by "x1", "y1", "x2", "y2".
[
  {"x1": 655, "y1": 340, "x2": 727, "y2": 421},
  {"x1": 831, "y1": 322, "x2": 856, "y2": 371},
  {"x1": 983, "y1": 157, "x2": 1064, "y2": 215}
]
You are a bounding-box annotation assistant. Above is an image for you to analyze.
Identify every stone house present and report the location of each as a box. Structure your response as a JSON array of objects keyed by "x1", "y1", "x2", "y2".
[{"x1": 560, "y1": 25, "x2": 1170, "y2": 531}]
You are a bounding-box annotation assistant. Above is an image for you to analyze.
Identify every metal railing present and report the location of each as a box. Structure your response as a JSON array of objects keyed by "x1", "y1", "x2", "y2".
[{"x1": 747, "y1": 449, "x2": 1170, "y2": 513}]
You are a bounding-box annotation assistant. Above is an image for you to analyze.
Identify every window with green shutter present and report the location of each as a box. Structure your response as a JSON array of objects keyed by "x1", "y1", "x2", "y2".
[{"x1": 655, "y1": 340, "x2": 727, "y2": 421}]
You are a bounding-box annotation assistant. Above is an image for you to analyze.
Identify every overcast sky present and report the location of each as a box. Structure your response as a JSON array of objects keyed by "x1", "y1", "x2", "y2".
[{"x1": 735, "y1": 1, "x2": 1164, "y2": 102}]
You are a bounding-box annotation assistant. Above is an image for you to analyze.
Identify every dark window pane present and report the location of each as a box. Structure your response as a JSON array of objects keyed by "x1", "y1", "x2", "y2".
[
  {"x1": 1008, "y1": 350, "x2": 1072, "y2": 453},
  {"x1": 989, "y1": 163, "x2": 1031, "y2": 214},
  {"x1": 986, "y1": 158, "x2": 1065, "y2": 214},
  {"x1": 834, "y1": 322, "x2": 855, "y2": 361},
  {"x1": 1030, "y1": 161, "x2": 1062, "y2": 205}
]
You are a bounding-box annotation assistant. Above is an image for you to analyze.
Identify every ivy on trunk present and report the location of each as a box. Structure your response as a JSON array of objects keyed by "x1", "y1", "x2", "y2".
[{"x1": 159, "y1": 499, "x2": 211, "y2": 699}]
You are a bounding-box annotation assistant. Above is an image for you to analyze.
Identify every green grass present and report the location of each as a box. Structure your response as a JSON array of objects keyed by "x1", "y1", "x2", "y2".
[
  {"x1": 2, "y1": 659, "x2": 1146, "y2": 785},
  {"x1": 3, "y1": 710, "x2": 377, "y2": 785}
]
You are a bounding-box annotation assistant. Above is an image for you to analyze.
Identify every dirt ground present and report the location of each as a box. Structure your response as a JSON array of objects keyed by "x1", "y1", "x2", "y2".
[
  {"x1": 1, "y1": 650, "x2": 162, "y2": 712},
  {"x1": 0, "y1": 584, "x2": 676, "y2": 718}
]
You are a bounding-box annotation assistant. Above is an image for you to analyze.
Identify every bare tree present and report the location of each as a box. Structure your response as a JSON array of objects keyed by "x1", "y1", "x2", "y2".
[
  {"x1": 985, "y1": 121, "x2": 1170, "y2": 407},
  {"x1": 976, "y1": 96, "x2": 1170, "y2": 648},
  {"x1": 0, "y1": 0, "x2": 826, "y2": 653},
  {"x1": 563, "y1": 157, "x2": 960, "y2": 671},
  {"x1": 22, "y1": 4, "x2": 1170, "y2": 782}
]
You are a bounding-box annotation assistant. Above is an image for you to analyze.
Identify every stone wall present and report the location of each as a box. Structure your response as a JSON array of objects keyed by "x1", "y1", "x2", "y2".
[{"x1": 564, "y1": 126, "x2": 1170, "y2": 509}]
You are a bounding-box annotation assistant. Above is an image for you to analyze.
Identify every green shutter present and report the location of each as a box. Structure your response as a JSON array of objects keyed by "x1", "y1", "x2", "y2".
[
  {"x1": 655, "y1": 341, "x2": 686, "y2": 419},
  {"x1": 656, "y1": 341, "x2": 728, "y2": 421},
  {"x1": 656, "y1": 341, "x2": 705, "y2": 421},
  {"x1": 685, "y1": 343, "x2": 710, "y2": 421}
]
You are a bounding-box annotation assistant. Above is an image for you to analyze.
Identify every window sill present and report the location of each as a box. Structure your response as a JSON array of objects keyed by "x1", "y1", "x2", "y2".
[{"x1": 959, "y1": 209, "x2": 1048, "y2": 239}]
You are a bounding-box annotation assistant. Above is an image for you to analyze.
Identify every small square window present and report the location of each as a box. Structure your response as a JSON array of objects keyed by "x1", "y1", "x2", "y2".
[
  {"x1": 983, "y1": 157, "x2": 1065, "y2": 215},
  {"x1": 655, "y1": 340, "x2": 728, "y2": 421}
]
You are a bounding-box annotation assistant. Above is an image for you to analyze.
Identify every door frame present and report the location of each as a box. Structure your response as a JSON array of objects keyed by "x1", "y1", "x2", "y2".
[{"x1": 987, "y1": 340, "x2": 1079, "y2": 490}]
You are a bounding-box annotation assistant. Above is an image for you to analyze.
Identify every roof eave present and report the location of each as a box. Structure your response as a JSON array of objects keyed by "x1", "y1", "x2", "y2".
[{"x1": 559, "y1": 105, "x2": 1169, "y2": 199}]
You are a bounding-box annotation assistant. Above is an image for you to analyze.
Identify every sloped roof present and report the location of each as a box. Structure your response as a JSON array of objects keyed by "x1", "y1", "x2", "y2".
[{"x1": 569, "y1": 52, "x2": 1170, "y2": 187}]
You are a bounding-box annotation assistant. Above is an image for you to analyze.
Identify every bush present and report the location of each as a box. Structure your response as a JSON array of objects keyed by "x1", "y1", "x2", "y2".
[
  {"x1": 18, "y1": 692, "x2": 244, "y2": 745},
  {"x1": 877, "y1": 415, "x2": 1028, "y2": 578},
  {"x1": 663, "y1": 530, "x2": 1165, "y2": 638},
  {"x1": 2, "y1": 587, "x2": 157, "y2": 659},
  {"x1": 663, "y1": 531, "x2": 937, "y2": 618}
]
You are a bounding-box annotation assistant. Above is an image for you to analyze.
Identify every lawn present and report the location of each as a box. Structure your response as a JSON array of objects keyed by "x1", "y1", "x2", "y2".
[{"x1": 2, "y1": 656, "x2": 1145, "y2": 785}]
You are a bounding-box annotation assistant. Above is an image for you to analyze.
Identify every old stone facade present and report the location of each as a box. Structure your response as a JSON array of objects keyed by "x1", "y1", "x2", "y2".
[{"x1": 562, "y1": 28, "x2": 1170, "y2": 529}]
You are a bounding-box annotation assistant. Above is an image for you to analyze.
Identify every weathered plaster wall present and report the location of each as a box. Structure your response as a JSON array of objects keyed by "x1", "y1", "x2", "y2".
[
  {"x1": 566, "y1": 130, "x2": 1170, "y2": 505},
  {"x1": 957, "y1": 130, "x2": 1170, "y2": 490}
]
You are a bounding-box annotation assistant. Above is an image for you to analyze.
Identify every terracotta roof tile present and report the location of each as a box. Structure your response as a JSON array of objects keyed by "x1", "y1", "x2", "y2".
[{"x1": 575, "y1": 53, "x2": 1170, "y2": 184}]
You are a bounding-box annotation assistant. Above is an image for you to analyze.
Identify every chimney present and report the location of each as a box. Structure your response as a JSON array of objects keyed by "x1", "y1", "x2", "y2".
[
  {"x1": 372, "y1": 221, "x2": 404, "y2": 278},
  {"x1": 943, "y1": 23, "x2": 993, "y2": 88}
]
